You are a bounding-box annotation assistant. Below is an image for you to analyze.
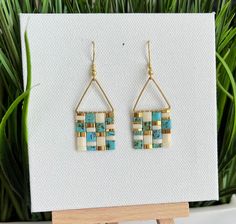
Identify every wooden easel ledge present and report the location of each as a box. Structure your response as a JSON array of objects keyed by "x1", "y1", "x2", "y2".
[{"x1": 52, "y1": 202, "x2": 189, "y2": 224}]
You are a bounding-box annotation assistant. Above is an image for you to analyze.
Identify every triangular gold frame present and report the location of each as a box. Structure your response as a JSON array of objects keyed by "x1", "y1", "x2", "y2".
[
  {"x1": 133, "y1": 77, "x2": 171, "y2": 112},
  {"x1": 75, "y1": 78, "x2": 114, "y2": 113}
]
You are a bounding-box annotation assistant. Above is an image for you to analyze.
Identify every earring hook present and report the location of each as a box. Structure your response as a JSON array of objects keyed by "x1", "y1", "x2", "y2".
[
  {"x1": 91, "y1": 41, "x2": 96, "y2": 79},
  {"x1": 75, "y1": 41, "x2": 114, "y2": 112},
  {"x1": 92, "y1": 41, "x2": 95, "y2": 63},
  {"x1": 147, "y1": 40, "x2": 153, "y2": 78}
]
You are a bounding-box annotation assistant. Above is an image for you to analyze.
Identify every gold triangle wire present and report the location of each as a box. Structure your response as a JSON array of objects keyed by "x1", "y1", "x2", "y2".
[
  {"x1": 133, "y1": 41, "x2": 171, "y2": 112},
  {"x1": 75, "y1": 41, "x2": 114, "y2": 113},
  {"x1": 132, "y1": 77, "x2": 171, "y2": 112},
  {"x1": 75, "y1": 77, "x2": 114, "y2": 113}
]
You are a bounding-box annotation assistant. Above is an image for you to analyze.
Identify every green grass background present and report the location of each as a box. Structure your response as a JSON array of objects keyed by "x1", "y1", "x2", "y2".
[{"x1": 0, "y1": 0, "x2": 236, "y2": 221}]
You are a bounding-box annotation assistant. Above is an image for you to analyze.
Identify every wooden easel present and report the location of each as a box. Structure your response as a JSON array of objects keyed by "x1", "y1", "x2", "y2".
[{"x1": 52, "y1": 202, "x2": 189, "y2": 224}]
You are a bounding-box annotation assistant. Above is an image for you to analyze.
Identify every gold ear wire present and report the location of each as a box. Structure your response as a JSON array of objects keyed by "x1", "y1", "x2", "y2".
[
  {"x1": 75, "y1": 41, "x2": 114, "y2": 112},
  {"x1": 92, "y1": 41, "x2": 95, "y2": 63},
  {"x1": 132, "y1": 41, "x2": 171, "y2": 112},
  {"x1": 147, "y1": 40, "x2": 153, "y2": 78},
  {"x1": 91, "y1": 41, "x2": 97, "y2": 79}
]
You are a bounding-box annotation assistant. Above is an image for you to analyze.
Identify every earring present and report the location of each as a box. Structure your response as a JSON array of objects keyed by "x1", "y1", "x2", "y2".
[
  {"x1": 132, "y1": 41, "x2": 171, "y2": 150},
  {"x1": 75, "y1": 42, "x2": 115, "y2": 151}
]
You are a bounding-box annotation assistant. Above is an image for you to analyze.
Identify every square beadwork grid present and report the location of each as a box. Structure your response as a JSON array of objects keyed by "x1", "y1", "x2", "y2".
[
  {"x1": 76, "y1": 111, "x2": 115, "y2": 151},
  {"x1": 133, "y1": 109, "x2": 171, "y2": 149}
]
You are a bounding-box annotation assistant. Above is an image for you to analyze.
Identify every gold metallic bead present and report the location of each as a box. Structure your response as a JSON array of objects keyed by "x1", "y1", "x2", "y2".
[
  {"x1": 86, "y1": 123, "x2": 95, "y2": 128},
  {"x1": 152, "y1": 121, "x2": 161, "y2": 126},
  {"x1": 133, "y1": 121, "x2": 142, "y2": 125},
  {"x1": 133, "y1": 128, "x2": 143, "y2": 132},
  {"x1": 144, "y1": 130, "x2": 152, "y2": 135},
  {"x1": 162, "y1": 109, "x2": 171, "y2": 113},
  {"x1": 133, "y1": 112, "x2": 143, "y2": 118},
  {"x1": 76, "y1": 119, "x2": 85, "y2": 123},
  {"x1": 162, "y1": 129, "x2": 171, "y2": 134},
  {"x1": 77, "y1": 112, "x2": 85, "y2": 116},
  {"x1": 162, "y1": 116, "x2": 170, "y2": 120},
  {"x1": 162, "y1": 118, "x2": 171, "y2": 121},
  {"x1": 106, "y1": 128, "x2": 115, "y2": 132},
  {"x1": 77, "y1": 132, "x2": 86, "y2": 137},
  {"x1": 96, "y1": 132, "x2": 105, "y2": 137},
  {"x1": 97, "y1": 146, "x2": 106, "y2": 151},
  {"x1": 144, "y1": 144, "x2": 153, "y2": 149},
  {"x1": 106, "y1": 112, "x2": 114, "y2": 117}
]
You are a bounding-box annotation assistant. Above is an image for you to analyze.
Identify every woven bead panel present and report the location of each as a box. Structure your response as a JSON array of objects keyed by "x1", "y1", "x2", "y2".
[
  {"x1": 133, "y1": 109, "x2": 171, "y2": 149},
  {"x1": 76, "y1": 112, "x2": 115, "y2": 151}
]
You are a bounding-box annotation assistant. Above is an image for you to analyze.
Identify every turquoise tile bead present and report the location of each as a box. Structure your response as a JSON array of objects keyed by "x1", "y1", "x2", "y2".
[
  {"x1": 143, "y1": 121, "x2": 151, "y2": 131},
  {"x1": 87, "y1": 146, "x2": 96, "y2": 151},
  {"x1": 85, "y1": 112, "x2": 95, "y2": 123},
  {"x1": 86, "y1": 132, "x2": 96, "y2": 142},
  {"x1": 153, "y1": 130, "x2": 162, "y2": 139},
  {"x1": 105, "y1": 117, "x2": 114, "y2": 124},
  {"x1": 133, "y1": 117, "x2": 142, "y2": 123},
  {"x1": 106, "y1": 131, "x2": 115, "y2": 136},
  {"x1": 133, "y1": 130, "x2": 143, "y2": 135},
  {"x1": 162, "y1": 119, "x2": 171, "y2": 129},
  {"x1": 106, "y1": 140, "x2": 115, "y2": 150},
  {"x1": 96, "y1": 123, "x2": 105, "y2": 132},
  {"x1": 76, "y1": 122, "x2": 85, "y2": 132},
  {"x1": 134, "y1": 140, "x2": 143, "y2": 149},
  {"x1": 152, "y1": 112, "x2": 161, "y2": 121},
  {"x1": 153, "y1": 143, "x2": 162, "y2": 148}
]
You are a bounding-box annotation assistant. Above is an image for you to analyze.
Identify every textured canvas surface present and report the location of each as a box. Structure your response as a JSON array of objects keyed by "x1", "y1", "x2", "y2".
[{"x1": 20, "y1": 14, "x2": 218, "y2": 212}]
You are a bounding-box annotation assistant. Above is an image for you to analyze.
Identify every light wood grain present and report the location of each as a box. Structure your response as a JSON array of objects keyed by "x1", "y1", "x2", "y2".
[
  {"x1": 158, "y1": 218, "x2": 174, "y2": 224},
  {"x1": 52, "y1": 202, "x2": 189, "y2": 224}
]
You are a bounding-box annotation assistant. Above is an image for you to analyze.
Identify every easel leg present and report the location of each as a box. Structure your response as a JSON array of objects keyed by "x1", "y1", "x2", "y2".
[{"x1": 157, "y1": 219, "x2": 175, "y2": 224}]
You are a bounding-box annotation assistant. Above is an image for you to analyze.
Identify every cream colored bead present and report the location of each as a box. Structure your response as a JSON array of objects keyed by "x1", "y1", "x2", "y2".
[
  {"x1": 86, "y1": 127, "x2": 96, "y2": 132},
  {"x1": 77, "y1": 137, "x2": 86, "y2": 151},
  {"x1": 96, "y1": 113, "x2": 105, "y2": 123},
  {"x1": 77, "y1": 137, "x2": 86, "y2": 146},
  {"x1": 133, "y1": 123, "x2": 142, "y2": 130},
  {"x1": 153, "y1": 139, "x2": 162, "y2": 144},
  {"x1": 106, "y1": 135, "x2": 115, "y2": 141},
  {"x1": 106, "y1": 124, "x2": 115, "y2": 129},
  {"x1": 162, "y1": 112, "x2": 170, "y2": 119},
  {"x1": 162, "y1": 134, "x2": 171, "y2": 147},
  {"x1": 97, "y1": 136, "x2": 106, "y2": 146},
  {"x1": 143, "y1": 112, "x2": 152, "y2": 122},
  {"x1": 76, "y1": 115, "x2": 85, "y2": 121},
  {"x1": 143, "y1": 135, "x2": 152, "y2": 144},
  {"x1": 152, "y1": 125, "x2": 161, "y2": 130},
  {"x1": 87, "y1": 141, "x2": 96, "y2": 147},
  {"x1": 134, "y1": 135, "x2": 143, "y2": 140}
]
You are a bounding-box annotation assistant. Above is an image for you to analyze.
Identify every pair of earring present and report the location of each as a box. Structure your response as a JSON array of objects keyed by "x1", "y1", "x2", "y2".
[{"x1": 75, "y1": 41, "x2": 171, "y2": 151}]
